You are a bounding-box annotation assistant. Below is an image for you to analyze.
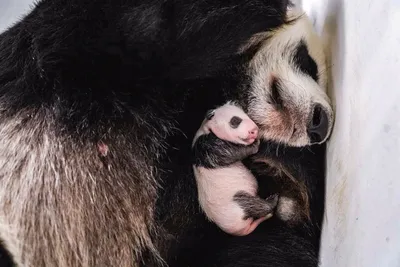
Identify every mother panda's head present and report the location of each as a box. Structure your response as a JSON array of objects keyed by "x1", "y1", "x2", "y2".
[{"x1": 239, "y1": 8, "x2": 333, "y2": 147}]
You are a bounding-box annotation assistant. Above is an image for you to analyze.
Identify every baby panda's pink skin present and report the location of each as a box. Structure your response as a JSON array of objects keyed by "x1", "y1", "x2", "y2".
[
  {"x1": 193, "y1": 102, "x2": 276, "y2": 236},
  {"x1": 193, "y1": 102, "x2": 259, "y2": 147},
  {"x1": 207, "y1": 103, "x2": 259, "y2": 145},
  {"x1": 194, "y1": 163, "x2": 271, "y2": 236}
]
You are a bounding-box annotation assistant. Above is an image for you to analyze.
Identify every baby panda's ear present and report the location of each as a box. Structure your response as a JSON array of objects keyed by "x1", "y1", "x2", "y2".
[{"x1": 205, "y1": 110, "x2": 215, "y2": 120}]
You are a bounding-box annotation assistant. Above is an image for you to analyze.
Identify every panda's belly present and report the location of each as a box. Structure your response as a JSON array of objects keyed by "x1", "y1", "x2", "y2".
[{"x1": 194, "y1": 163, "x2": 257, "y2": 222}]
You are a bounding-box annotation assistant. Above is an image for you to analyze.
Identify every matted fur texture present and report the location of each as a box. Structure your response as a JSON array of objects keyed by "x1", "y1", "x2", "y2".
[{"x1": 0, "y1": 0, "x2": 331, "y2": 266}]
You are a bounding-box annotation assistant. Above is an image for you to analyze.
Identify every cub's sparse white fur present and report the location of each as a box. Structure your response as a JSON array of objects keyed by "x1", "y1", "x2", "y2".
[
  {"x1": 193, "y1": 101, "x2": 258, "y2": 146},
  {"x1": 192, "y1": 102, "x2": 277, "y2": 236}
]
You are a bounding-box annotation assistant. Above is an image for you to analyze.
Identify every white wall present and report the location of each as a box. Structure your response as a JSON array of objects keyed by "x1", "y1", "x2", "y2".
[
  {"x1": 303, "y1": 0, "x2": 400, "y2": 266},
  {"x1": 0, "y1": 0, "x2": 34, "y2": 33}
]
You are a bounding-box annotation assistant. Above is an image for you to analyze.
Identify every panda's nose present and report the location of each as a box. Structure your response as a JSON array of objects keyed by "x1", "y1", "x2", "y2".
[
  {"x1": 307, "y1": 104, "x2": 329, "y2": 144},
  {"x1": 248, "y1": 127, "x2": 258, "y2": 140}
]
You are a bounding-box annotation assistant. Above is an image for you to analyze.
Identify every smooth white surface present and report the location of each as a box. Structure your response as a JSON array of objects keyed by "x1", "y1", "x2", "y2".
[
  {"x1": 0, "y1": 0, "x2": 34, "y2": 33},
  {"x1": 302, "y1": 0, "x2": 400, "y2": 266},
  {"x1": 2, "y1": 1, "x2": 400, "y2": 266}
]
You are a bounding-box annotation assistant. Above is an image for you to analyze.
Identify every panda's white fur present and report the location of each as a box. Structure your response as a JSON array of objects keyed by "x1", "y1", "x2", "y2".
[{"x1": 242, "y1": 8, "x2": 333, "y2": 147}]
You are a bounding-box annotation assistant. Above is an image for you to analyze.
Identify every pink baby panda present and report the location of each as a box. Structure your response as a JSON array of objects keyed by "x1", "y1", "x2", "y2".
[{"x1": 192, "y1": 101, "x2": 278, "y2": 236}]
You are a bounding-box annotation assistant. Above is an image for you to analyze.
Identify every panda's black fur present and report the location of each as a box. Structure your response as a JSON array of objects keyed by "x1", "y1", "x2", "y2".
[{"x1": 0, "y1": 0, "x2": 326, "y2": 266}]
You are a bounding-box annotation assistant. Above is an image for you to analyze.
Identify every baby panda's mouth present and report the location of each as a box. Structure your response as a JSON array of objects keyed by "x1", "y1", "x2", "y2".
[{"x1": 240, "y1": 137, "x2": 257, "y2": 144}]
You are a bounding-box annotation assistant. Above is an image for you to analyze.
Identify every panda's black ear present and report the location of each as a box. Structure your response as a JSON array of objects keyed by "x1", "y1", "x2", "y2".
[{"x1": 205, "y1": 110, "x2": 215, "y2": 120}]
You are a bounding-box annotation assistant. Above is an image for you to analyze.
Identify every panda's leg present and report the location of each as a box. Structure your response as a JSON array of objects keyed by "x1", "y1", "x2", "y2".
[
  {"x1": 233, "y1": 191, "x2": 278, "y2": 220},
  {"x1": 229, "y1": 193, "x2": 278, "y2": 236}
]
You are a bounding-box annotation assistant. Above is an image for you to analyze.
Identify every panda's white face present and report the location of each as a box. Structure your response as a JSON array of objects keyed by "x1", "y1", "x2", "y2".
[
  {"x1": 207, "y1": 102, "x2": 259, "y2": 145},
  {"x1": 242, "y1": 8, "x2": 333, "y2": 147}
]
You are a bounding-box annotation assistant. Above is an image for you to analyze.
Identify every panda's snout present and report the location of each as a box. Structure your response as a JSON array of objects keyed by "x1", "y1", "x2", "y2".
[
  {"x1": 241, "y1": 121, "x2": 259, "y2": 143},
  {"x1": 247, "y1": 127, "x2": 258, "y2": 140},
  {"x1": 307, "y1": 104, "x2": 330, "y2": 144}
]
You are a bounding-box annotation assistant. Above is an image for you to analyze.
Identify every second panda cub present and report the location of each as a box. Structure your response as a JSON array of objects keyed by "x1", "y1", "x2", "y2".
[{"x1": 192, "y1": 102, "x2": 278, "y2": 236}]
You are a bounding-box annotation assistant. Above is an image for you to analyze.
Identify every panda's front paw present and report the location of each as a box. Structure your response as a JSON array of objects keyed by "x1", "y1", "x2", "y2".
[{"x1": 247, "y1": 138, "x2": 260, "y2": 155}]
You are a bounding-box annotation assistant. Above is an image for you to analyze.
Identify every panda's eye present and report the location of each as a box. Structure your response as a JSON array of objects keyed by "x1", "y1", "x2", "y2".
[{"x1": 230, "y1": 116, "x2": 242, "y2": 128}]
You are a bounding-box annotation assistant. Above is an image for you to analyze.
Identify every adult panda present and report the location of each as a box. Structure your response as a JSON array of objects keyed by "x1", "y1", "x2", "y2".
[
  {"x1": 159, "y1": 7, "x2": 333, "y2": 267},
  {"x1": 0, "y1": 0, "x2": 333, "y2": 267}
]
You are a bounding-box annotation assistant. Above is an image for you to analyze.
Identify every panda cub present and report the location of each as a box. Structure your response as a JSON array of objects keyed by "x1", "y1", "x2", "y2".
[{"x1": 192, "y1": 101, "x2": 278, "y2": 236}]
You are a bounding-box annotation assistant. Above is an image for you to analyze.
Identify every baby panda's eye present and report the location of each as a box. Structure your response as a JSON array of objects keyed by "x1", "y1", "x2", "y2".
[
  {"x1": 229, "y1": 116, "x2": 242, "y2": 129},
  {"x1": 206, "y1": 110, "x2": 215, "y2": 120}
]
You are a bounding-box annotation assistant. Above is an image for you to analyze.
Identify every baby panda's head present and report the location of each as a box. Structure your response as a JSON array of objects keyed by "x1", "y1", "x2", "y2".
[
  {"x1": 207, "y1": 102, "x2": 258, "y2": 145},
  {"x1": 238, "y1": 8, "x2": 334, "y2": 147}
]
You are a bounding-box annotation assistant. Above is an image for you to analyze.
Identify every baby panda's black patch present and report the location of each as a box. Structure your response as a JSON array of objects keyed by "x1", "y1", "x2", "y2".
[
  {"x1": 229, "y1": 116, "x2": 243, "y2": 129},
  {"x1": 192, "y1": 133, "x2": 258, "y2": 169},
  {"x1": 233, "y1": 191, "x2": 278, "y2": 220}
]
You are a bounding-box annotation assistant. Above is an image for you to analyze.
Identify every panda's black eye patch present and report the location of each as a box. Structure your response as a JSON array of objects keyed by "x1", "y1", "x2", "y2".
[
  {"x1": 293, "y1": 40, "x2": 319, "y2": 82},
  {"x1": 206, "y1": 110, "x2": 215, "y2": 120},
  {"x1": 230, "y1": 116, "x2": 242, "y2": 128}
]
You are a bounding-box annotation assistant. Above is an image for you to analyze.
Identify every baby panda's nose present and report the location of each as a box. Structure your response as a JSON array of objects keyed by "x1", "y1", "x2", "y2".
[{"x1": 248, "y1": 127, "x2": 258, "y2": 140}]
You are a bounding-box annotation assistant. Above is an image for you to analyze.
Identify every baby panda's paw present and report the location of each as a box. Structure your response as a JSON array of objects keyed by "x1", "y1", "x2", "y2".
[
  {"x1": 265, "y1": 193, "x2": 279, "y2": 208},
  {"x1": 234, "y1": 191, "x2": 279, "y2": 222},
  {"x1": 246, "y1": 138, "x2": 261, "y2": 156}
]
